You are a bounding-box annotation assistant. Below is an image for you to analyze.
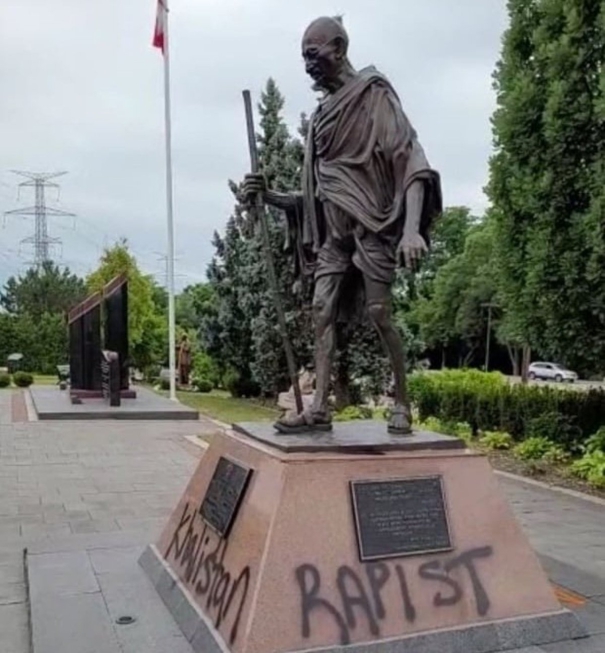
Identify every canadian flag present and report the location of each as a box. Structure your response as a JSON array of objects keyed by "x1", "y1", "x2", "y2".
[{"x1": 153, "y1": 0, "x2": 167, "y2": 53}]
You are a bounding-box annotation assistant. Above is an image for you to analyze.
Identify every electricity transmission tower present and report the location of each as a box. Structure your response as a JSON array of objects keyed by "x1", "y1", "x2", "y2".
[{"x1": 4, "y1": 171, "x2": 75, "y2": 266}]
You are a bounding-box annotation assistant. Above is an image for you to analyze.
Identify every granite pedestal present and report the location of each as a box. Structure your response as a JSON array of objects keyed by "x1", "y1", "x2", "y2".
[
  {"x1": 140, "y1": 422, "x2": 585, "y2": 653},
  {"x1": 29, "y1": 386, "x2": 198, "y2": 421}
]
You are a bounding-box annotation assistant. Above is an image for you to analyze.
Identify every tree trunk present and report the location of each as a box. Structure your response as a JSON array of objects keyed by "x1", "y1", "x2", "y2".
[
  {"x1": 506, "y1": 343, "x2": 520, "y2": 377},
  {"x1": 463, "y1": 344, "x2": 477, "y2": 367},
  {"x1": 441, "y1": 347, "x2": 446, "y2": 369},
  {"x1": 521, "y1": 345, "x2": 531, "y2": 384}
]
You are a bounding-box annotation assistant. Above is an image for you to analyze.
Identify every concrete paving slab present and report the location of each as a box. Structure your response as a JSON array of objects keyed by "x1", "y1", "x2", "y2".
[
  {"x1": 93, "y1": 547, "x2": 193, "y2": 653},
  {"x1": 540, "y1": 555, "x2": 605, "y2": 599},
  {"x1": 31, "y1": 592, "x2": 120, "y2": 653},
  {"x1": 0, "y1": 602, "x2": 30, "y2": 653},
  {"x1": 29, "y1": 386, "x2": 198, "y2": 421},
  {"x1": 27, "y1": 551, "x2": 99, "y2": 599},
  {"x1": 571, "y1": 600, "x2": 605, "y2": 637},
  {"x1": 541, "y1": 633, "x2": 605, "y2": 652},
  {"x1": 0, "y1": 581, "x2": 26, "y2": 605}
]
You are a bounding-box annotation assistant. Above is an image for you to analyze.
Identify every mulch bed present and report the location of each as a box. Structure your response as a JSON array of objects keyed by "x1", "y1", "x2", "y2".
[{"x1": 485, "y1": 448, "x2": 605, "y2": 501}]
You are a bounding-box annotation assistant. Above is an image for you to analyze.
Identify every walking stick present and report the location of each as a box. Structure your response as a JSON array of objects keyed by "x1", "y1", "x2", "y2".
[{"x1": 242, "y1": 90, "x2": 303, "y2": 415}]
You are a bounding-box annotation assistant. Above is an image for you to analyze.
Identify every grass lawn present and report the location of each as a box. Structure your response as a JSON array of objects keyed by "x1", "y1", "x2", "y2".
[
  {"x1": 174, "y1": 390, "x2": 279, "y2": 424},
  {"x1": 33, "y1": 375, "x2": 58, "y2": 385}
]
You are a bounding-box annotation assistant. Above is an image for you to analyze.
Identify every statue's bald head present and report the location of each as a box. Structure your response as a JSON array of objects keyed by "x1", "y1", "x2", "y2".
[
  {"x1": 301, "y1": 16, "x2": 352, "y2": 92},
  {"x1": 303, "y1": 16, "x2": 349, "y2": 54}
]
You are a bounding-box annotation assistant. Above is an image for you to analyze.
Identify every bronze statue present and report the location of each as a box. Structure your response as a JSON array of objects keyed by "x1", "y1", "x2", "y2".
[
  {"x1": 242, "y1": 16, "x2": 442, "y2": 435},
  {"x1": 177, "y1": 334, "x2": 192, "y2": 386}
]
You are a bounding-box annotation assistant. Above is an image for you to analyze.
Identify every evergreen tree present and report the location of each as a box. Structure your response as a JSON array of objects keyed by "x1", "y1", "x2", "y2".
[
  {"x1": 1, "y1": 261, "x2": 86, "y2": 318},
  {"x1": 205, "y1": 79, "x2": 312, "y2": 397}
]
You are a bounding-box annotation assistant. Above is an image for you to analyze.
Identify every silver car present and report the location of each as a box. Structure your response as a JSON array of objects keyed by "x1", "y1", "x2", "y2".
[{"x1": 528, "y1": 362, "x2": 578, "y2": 383}]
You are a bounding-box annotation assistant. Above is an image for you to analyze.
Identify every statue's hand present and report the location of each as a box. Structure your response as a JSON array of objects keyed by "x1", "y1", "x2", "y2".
[
  {"x1": 398, "y1": 231, "x2": 428, "y2": 270},
  {"x1": 240, "y1": 173, "x2": 266, "y2": 204}
]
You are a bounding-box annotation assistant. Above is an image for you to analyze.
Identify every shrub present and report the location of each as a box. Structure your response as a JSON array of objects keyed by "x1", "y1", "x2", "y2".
[
  {"x1": 526, "y1": 413, "x2": 582, "y2": 452},
  {"x1": 409, "y1": 369, "x2": 605, "y2": 451},
  {"x1": 417, "y1": 416, "x2": 446, "y2": 433},
  {"x1": 571, "y1": 451, "x2": 605, "y2": 488},
  {"x1": 334, "y1": 405, "x2": 373, "y2": 422},
  {"x1": 0, "y1": 373, "x2": 10, "y2": 388},
  {"x1": 450, "y1": 421, "x2": 473, "y2": 441},
  {"x1": 541, "y1": 445, "x2": 571, "y2": 465},
  {"x1": 225, "y1": 370, "x2": 261, "y2": 399},
  {"x1": 195, "y1": 378, "x2": 213, "y2": 394},
  {"x1": 12, "y1": 372, "x2": 33, "y2": 388},
  {"x1": 160, "y1": 378, "x2": 170, "y2": 391},
  {"x1": 192, "y1": 353, "x2": 220, "y2": 389},
  {"x1": 479, "y1": 431, "x2": 514, "y2": 451},
  {"x1": 371, "y1": 407, "x2": 388, "y2": 421},
  {"x1": 416, "y1": 416, "x2": 472, "y2": 443},
  {"x1": 145, "y1": 365, "x2": 162, "y2": 383},
  {"x1": 584, "y1": 427, "x2": 605, "y2": 454},
  {"x1": 513, "y1": 437, "x2": 555, "y2": 461}
]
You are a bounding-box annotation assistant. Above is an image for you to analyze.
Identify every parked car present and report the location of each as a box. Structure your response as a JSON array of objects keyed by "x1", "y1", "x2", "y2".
[{"x1": 528, "y1": 362, "x2": 578, "y2": 383}]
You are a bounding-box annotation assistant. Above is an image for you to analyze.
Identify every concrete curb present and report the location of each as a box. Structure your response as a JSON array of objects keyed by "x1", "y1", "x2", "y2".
[
  {"x1": 184, "y1": 435, "x2": 209, "y2": 451},
  {"x1": 494, "y1": 469, "x2": 605, "y2": 508},
  {"x1": 24, "y1": 388, "x2": 38, "y2": 422}
]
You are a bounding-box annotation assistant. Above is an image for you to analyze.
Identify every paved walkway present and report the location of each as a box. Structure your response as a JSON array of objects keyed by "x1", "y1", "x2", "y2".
[
  {"x1": 1, "y1": 388, "x2": 604, "y2": 652},
  {"x1": 0, "y1": 389, "x2": 206, "y2": 653}
]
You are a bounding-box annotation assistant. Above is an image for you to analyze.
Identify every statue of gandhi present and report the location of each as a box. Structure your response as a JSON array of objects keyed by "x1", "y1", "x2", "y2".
[{"x1": 242, "y1": 16, "x2": 442, "y2": 435}]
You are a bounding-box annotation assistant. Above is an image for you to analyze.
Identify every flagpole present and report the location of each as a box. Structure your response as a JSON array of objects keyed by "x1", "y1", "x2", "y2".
[{"x1": 161, "y1": 0, "x2": 177, "y2": 401}]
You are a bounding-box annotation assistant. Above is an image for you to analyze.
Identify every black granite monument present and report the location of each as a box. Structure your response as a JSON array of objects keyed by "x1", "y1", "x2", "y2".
[{"x1": 68, "y1": 274, "x2": 135, "y2": 401}]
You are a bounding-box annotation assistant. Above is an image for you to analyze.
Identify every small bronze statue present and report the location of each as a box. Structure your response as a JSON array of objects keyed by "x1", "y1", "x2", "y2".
[
  {"x1": 177, "y1": 334, "x2": 192, "y2": 387},
  {"x1": 242, "y1": 16, "x2": 442, "y2": 435}
]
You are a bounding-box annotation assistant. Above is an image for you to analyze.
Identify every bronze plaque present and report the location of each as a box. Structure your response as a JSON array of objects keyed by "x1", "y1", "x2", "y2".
[
  {"x1": 199, "y1": 456, "x2": 252, "y2": 538},
  {"x1": 350, "y1": 476, "x2": 452, "y2": 561}
]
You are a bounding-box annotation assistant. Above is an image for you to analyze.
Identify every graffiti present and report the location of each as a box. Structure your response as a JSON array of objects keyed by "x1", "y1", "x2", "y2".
[
  {"x1": 418, "y1": 546, "x2": 492, "y2": 616},
  {"x1": 295, "y1": 546, "x2": 494, "y2": 645},
  {"x1": 166, "y1": 502, "x2": 250, "y2": 645}
]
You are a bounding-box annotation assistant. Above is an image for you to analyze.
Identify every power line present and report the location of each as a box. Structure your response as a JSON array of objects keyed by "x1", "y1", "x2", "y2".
[{"x1": 4, "y1": 170, "x2": 75, "y2": 267}]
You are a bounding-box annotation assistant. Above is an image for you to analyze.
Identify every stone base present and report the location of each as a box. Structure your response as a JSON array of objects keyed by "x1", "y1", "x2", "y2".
[
  {"x1": 233, "y1": 420, "x2": 466, "y2": 453},
  {"x1": 140, "y1": 426, "x2": 586, "y2": 653},
  {"x1": 70, "y1": 388, "x2": 137, "y2": 399},
  {"x1": 140, "y1": 545, "x2": 583, "y2": 653},
  {"x1": 30, "y1": 386, "x2": 198, "y2": 421}
]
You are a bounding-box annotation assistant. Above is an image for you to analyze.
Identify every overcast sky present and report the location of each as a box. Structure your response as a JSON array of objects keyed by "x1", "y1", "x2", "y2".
[{"x1": 1, "y1": 0, "x2": 508, "y2": 291}]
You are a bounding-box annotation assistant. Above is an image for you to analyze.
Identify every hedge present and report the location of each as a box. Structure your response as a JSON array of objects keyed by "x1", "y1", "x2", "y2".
[{"x1": 409, "y1": 370, "x2": 605, "y2": 451}]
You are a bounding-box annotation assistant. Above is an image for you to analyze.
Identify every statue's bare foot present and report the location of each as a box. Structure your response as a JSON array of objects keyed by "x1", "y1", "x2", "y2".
[
  {"x1": 388, "y1": 404, "x2": 413, "y2": 435},
  {"x1": 274, "y1": 409, "x2": 332, "y2": 435}
]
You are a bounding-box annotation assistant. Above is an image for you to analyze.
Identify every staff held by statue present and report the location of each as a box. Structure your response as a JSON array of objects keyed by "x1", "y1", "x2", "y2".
[{"x1": 242, "y1": 90, "x2": 304, "y2": 416}]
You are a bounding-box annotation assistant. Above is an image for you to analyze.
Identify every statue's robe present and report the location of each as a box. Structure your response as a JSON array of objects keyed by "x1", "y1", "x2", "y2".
[{"x1": 284, "y1": 66, "x2": 442, "y2": 320}]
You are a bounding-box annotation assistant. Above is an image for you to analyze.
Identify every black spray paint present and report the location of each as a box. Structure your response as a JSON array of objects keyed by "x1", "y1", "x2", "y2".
[
  {"x1": 296, "y1": 546, "x2": 494, "y2": 645},
  {"x1": 166, "y1": 501, "x2": 250, "y2": 645}
]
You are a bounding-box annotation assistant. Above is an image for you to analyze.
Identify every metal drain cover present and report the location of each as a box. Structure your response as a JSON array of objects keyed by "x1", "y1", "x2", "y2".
[{"x1": 116, "y1": 616, "x2": 136, "y2": 625}]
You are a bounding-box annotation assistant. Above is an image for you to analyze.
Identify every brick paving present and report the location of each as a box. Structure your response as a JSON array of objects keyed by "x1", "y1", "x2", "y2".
[
  {"x1": 0, "y1": 388, "x2": 206, "y2": 652},
  {"x1": 0, "y1": 388, "x2": 604, "y2": 652}
]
